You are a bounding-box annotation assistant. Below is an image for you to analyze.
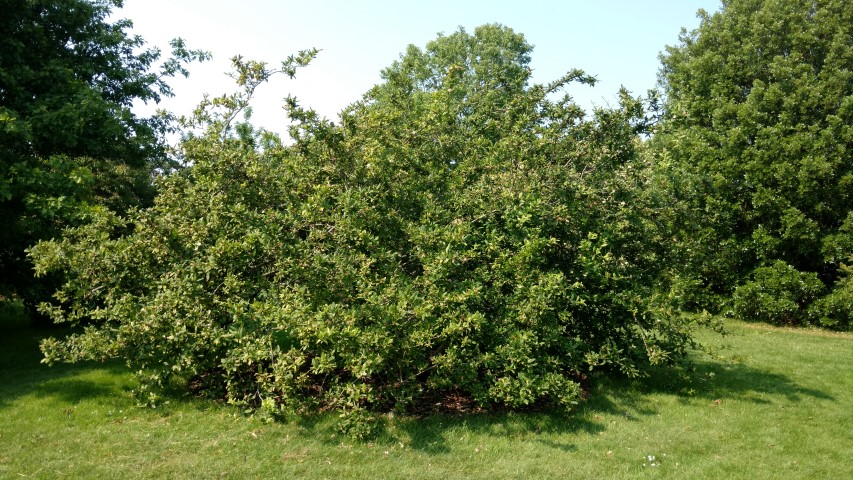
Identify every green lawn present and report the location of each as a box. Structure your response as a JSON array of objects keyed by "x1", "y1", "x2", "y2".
[{"x1": 1, "y1": 303, "x2": 851, "y2": 479}]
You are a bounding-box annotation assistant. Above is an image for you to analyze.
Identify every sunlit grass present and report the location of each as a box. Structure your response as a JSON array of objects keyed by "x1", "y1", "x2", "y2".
[{"x1": 2, "y1": 302, "x2": 851, "y2": 479}]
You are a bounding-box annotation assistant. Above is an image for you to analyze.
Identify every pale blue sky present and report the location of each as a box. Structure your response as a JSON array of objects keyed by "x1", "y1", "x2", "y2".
[{"x1": 118, "y1": 0, "x2": 721, "y2": 136}]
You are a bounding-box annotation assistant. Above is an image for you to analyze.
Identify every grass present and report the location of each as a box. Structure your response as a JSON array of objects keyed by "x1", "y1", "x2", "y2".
[{"x1": 1, "y1": 302, "x2": 851, "y2": 479}]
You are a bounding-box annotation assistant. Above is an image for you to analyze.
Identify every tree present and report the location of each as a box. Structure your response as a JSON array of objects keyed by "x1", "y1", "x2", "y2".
[
  {"x1": 33, "y1": 25, "x2": 709, "y2": 437},
  {"x1": 653, "y1": 0, "x2": 853, "y2": 328},
  {"x1": 0, "y1": 0, "x2": 208, "y2": 307}
]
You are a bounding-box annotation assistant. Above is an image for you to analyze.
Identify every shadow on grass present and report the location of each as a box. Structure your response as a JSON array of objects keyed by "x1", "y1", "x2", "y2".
[
  {"x1": 386, "y1": 410, "x2": 598, "y2": 454},
  {"x1": 370, "y1": 353, "x2": 836, "y2": 454},
  {"x1": 0, "y1": 352, "x2": 131, "y2": 410},
  {"x1": 0, "y1": 303, "x2": 131, "y2": 409},
  {"x1": 580, "y1": 354, "x2": 834, "y2": 426},
  {"x1": 27, "y1": 373, "x2": 129, "y2": 404}
]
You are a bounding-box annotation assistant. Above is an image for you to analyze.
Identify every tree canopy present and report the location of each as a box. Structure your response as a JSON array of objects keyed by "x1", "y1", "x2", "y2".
[
  {"x1": 653, "y1": 0, "x2": 853, "y2": 328},
  {"x1": 0, "y1": 0, "x2": 207, "y2": 305}
]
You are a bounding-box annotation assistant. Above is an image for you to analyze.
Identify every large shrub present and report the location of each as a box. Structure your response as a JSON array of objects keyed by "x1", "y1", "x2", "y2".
[
  {"x1": 808, "y1": 259, "x2": 853, "y2": 330},
  {"x1": 732, "y1": 260, "x2": 825, "y2": 326},
  {"x1": 33, "y1": 26, "x2": 706, "y2": 435}
]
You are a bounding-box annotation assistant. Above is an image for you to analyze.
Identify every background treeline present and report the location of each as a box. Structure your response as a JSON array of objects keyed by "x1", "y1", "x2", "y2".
[{"x1": 1, "y1": 0, "x2": 850, "y2": 436}]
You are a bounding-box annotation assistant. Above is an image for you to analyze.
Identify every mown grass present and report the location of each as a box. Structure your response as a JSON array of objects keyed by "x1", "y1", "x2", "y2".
[{"x1": 1, "y1": 302, "x2": 851, "y2": 479}]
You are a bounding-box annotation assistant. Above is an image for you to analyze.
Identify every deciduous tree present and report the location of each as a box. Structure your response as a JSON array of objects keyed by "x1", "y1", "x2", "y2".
[
  {"x1": 653, "y1": 0, "x2": 853, "y2": 328},
  {"x1": 0, "y1": 0, "x2": 207, "y2": 307}
]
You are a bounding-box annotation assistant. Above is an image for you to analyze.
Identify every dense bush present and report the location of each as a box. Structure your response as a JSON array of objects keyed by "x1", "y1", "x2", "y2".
[
  {"x1": 731, "y1": 260, "x2": 825, "y2": 326},
  {"x1": 33, "y1": 26, "x2": 708, "y2": 436},
  {"x1": 808, "y1": 260, "x2": 853, "y2": 330}
]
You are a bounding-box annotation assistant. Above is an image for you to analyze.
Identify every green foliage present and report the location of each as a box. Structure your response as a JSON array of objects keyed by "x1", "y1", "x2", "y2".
[
  {"x1": 0, "y1": 0, "x2": 208, "y2": 308},
  {"x1": 653, "y1": 0, "x2": 853, "y2": 323},
  {"x1": 808, "y1": 259, "x2": 853, "y2": 330},
  {"x1": 732, "y1": 260, "x2": 825, "y2": 326},
  {"x1": 32, "y1": 25, "x2": 708, "y2": 435}
]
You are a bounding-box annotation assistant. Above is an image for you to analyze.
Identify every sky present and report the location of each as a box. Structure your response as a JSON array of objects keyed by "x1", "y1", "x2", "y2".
[{"x1": 117, "y1": 0, "x2": 722, "y2": 138}]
